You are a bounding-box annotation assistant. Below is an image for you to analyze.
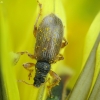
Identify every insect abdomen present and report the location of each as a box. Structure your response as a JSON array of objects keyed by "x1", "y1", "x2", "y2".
[{"x1": 35, "y1": 13, "x2": 63, "y2": 62}]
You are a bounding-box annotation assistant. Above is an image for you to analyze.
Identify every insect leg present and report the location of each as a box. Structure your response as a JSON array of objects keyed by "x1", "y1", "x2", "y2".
[
  {"x1": 52, "y1": 54, "x2": 64, "y2": 63},
  {"x1": 26, "y1": 52, "x2": 36, "y2": 59},
  {"x1": 47, "y1": 70, "x2": 61, "y2": 94},
  {"x1": 17, "y1": 51, "x2": 36, "y2": 59},
  {"x1": 18, "y1": 80, "x2": 33, "y2": 86},
  {"x1": 61, "y1": 37, "x2": 68, "y2": 48},
  {"x1": 33, "y1": 0, "x2": 42, "y2": 37},
  {"x1": 17, "y1": 52, "x2": 26, "y2": 55},
  {"x1": 57, "y1": 54, "x2": 64, "y2": 60},
  {"x1": 23, "y1": 62, "x2": 35, "y2": 80}
]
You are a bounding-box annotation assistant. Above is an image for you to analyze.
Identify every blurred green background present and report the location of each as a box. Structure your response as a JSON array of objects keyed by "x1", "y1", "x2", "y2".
[{"x1": 63, "y1": 0, "x2": 100, "y2": 69}]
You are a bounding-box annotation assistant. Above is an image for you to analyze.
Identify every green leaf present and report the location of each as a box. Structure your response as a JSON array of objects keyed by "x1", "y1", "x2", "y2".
[
  {"x1": 89, "y1": 72, "x2": 100, "y2": 100},
  {"x1": 67, "y1": 12, "x2": 100, "y2": 100}
]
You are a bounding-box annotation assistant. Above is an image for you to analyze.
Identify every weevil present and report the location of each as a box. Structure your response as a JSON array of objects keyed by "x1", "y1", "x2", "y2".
[{"x1": 18, "y1": 0, "x2": 67, "y2": 90}]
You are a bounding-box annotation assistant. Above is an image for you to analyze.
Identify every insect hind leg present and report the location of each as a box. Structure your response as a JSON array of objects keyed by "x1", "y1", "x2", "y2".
[
  {"x1": 52, "y1": 54, "x2": 64, "y2": 63},
  {"x1": 17, "y1": 51, "x2": 36, "y2": 59},
  {"x1": 34, "y1": 0, "x2": 42, "y2": 37},
  {"x1": 61, "y1": 37, "x2": 68, "y2": 48}
]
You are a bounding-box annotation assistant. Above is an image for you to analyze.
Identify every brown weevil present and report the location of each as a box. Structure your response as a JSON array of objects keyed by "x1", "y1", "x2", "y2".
[{"x1": 18, "y1": 0, "x2": 67, "y2": 90}]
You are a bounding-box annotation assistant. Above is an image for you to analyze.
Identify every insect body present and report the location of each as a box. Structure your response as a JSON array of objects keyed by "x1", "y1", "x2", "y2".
[
  {"x1": 34, "y1": 13, "x2": 64, "y2": 87},
  {"x1": 18, "y1": 0, "x2": 67, "y2": 89}
]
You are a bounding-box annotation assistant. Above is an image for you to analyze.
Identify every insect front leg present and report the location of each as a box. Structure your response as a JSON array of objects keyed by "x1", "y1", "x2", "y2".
[
  {"x1": 23, "y1": 62, "x2": 35, "y2": 80},
  {"x1": 47, "y1": 70, "x2": 61, "y2": 94},
  {"x1": 33, "y1": 0, "x2": 42, "y2": 37},
  {"x1": 61, "y1": 37, "x2": 68, "y2": 48}
]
